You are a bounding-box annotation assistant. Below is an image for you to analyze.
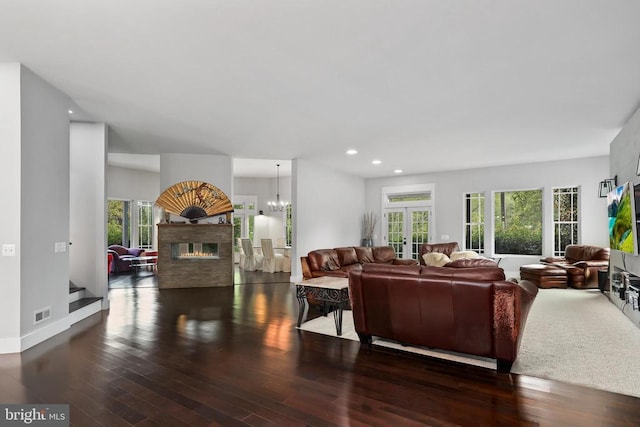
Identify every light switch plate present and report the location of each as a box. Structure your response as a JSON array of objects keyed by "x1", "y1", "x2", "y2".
[
  {"x1": 440, "y1": 235, "x2": 450, "y2": 240},
  {"x1": 54, "y1": 242, "x2": 67, "y2": 253},
  {"x1": 2, "y1": 244, "x2": 16, "y2": 256}
]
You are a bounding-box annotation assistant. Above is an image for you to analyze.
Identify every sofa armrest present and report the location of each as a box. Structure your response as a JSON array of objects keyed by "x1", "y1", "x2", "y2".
[
  {"x1": 541, "y1": 256, "x2": 566, "y2": 263},
  {"x1": 300, "y1": 256, "x2": 312, "y2": 280},
  {"x1": 107, "y1": 249, "x2": 120, "y2": 260},
  {"x1": 493, "y1": 280, "x2": 538, "y2": 368},
  {"x1": 574, "y1": 260, "x2": 609, "y2": 269},
  {"x1": 393, "y1": 258, "x2": 419, "y2": 266}
]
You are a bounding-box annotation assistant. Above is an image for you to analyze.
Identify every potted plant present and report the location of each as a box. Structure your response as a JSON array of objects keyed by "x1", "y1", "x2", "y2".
[{"x1": 361, "y1": 212, "x2": 377, "y2": 247}]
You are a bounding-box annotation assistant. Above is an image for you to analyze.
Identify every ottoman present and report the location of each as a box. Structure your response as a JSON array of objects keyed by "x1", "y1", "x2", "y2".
[{"x1": 520, "y1": 264, "x2": 568, "y2": 289}]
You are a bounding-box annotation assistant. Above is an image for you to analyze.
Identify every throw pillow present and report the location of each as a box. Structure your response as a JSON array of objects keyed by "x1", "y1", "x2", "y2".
[
  {"x1": 422, "y1": 252, "x2": 452, "y2": 267},
  {"x1": 450, "y1": 251, "x2": 480, "y2": 261}
]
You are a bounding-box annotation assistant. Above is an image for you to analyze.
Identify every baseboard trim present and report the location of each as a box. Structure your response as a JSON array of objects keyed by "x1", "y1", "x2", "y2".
[
  {"x1": 0, "y1": 337, "x2": 21, "y2": 354},
  {"x1": 20, "y1": 316, "x2": 71, "y2": 352}
]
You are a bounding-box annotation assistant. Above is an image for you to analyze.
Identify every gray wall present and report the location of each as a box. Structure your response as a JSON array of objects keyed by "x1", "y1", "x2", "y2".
[
  {"x1": 70, "y1": 122, "x2": 108, "y2": 308},
  {"x1": 609, "y1": 104, "x2": 640, "y2": 324},
  {"x1": 19, "y1": 65, "x2": 71, "y2": 348},
  {"x1": 292, "y1": 158, "x2": 365, "y2": 280},
  {"x1": 0, "y1": 63, "x2": 22, "y2": 351}
]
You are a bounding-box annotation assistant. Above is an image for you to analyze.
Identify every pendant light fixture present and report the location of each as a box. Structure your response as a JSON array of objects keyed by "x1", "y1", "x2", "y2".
[{"x1": 267, "y1": 163, "x2": 287, "y2": 211}]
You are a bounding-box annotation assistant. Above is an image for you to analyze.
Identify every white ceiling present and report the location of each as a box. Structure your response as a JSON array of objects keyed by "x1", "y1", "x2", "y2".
[{"x1": 2, "y1": 1, "x2": 639, "y2": 178}]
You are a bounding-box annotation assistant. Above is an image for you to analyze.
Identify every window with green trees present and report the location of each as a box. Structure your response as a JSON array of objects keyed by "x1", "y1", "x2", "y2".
[
  {"x1": 108, "y1": 200, "x2": 131, "y2": 246},
  {"x1": 464, "y1": 192, "x2": 485, "y2": 254},
  {"x1": 493, "y1": 189, "x2": 542, "y2": 255},
  {"x1": 553, "y1": 187, "x2": 579, "y2": 256},
  {"x1": 137, "y1": 201, "x2": 153, "y2": 249}
]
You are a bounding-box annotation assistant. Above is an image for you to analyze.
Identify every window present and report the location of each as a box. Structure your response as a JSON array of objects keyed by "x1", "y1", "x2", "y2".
[
  {"x1": 553, "y1": 187, "x2": 579, "y2": 256},
  {"x1": 137, "y1": 201, "x2": 153, "y2": 249},
  {"x1": 285, "y1": 203, "x2": 292, "y2": 246},
  {"x1": 464, "y1": 193, "x2": 485, "y2": 254},
  {"x1": 108, "y1": 200, "x2": 132, "y2": 246},
  {"x1": 232, "y1": 196, "x2": 257, "y2": 252},
  {"x1": 493, "y1": 189, "x2": 542, "y2": 255}
]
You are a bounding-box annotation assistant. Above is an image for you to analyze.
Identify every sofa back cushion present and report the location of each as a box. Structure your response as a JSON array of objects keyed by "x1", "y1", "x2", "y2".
[
  {"x1": 355, "y1": 246, "x2": 375, "y2": 263},
  {"x1": 445, "y1": 258, "x2": 499, "y2": 268},
  {"x1": 308, "y1": 249, "x2": 341, "y2": 271},
  {"x1": 564, "y1": 245, "x2": 610, "y2": 263},
  {"x1": 362, "y1": 263, "x2": 422, "y2": 275},
  {"x1": 420, "y1": 265, "x2": 505, "y2": 281},
  {"x1": 335, "y1": 247, "x2": 358, "y2": 266},
  {"x1": 108, "y1": 245, "x2": 128, "y2": 256},
  {"x1": 372, "y1": 246, "x2": 397, "y2": 264},
  {"x1": 419, "y1": 242, "x2": 460, "y2": 265}
]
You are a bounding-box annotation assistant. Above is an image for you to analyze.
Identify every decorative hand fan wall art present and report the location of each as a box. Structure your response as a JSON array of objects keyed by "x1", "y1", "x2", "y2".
[{"x1": 156, "y1": 181, "x2": 234, "y2": 222}]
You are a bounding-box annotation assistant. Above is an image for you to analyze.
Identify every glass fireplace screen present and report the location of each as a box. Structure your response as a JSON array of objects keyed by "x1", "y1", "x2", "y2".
[{"x1": 171, "y1": 242, "x2": 219, "y2": 259}]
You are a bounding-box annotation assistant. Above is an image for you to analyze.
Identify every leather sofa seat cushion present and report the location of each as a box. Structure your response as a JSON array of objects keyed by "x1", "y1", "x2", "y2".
[
  {"x1": 335, "y1": 247, "x2": 358, "y2": 266},
  {"x1": 308, "y1": 249, "x2": 341, "y2": 271}
]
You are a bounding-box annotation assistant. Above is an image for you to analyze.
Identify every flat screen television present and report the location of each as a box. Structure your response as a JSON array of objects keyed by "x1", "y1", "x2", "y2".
[{"x1": 608, "y1": 181, "x2": 638, "y2": 255}]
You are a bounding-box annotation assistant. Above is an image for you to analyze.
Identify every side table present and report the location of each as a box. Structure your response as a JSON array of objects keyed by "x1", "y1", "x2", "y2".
[{"x1": 296, "y1": 277, "x2": 349, "y2": 336}]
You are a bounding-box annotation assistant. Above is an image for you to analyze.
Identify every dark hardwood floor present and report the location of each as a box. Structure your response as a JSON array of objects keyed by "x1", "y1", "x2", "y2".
[{"x1": 1, "y1": 270, "x2": 639, "y2": 426}]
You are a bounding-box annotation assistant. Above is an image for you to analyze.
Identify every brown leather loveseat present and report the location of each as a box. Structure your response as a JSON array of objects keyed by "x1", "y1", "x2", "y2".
[
  {"x1": 300, "y1": 246, "x2": 417, "y2": 280},
  {"x1": 540, "y1": 245, "x2": 610, "y2": 289},
  {"x1": 349, "y1": 263, "x2": 538, "y2": 372}
]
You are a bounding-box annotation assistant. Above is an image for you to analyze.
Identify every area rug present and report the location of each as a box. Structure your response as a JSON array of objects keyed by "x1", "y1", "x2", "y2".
[{"x1": 298, "y1": 289, "x2": 640, "y2": 398}]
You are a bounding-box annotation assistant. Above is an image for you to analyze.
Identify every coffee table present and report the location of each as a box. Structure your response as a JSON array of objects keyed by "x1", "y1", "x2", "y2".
[
  {"x1": 129, "y1": 255, "x2": 158, "y2": 276},
  {"x1": 296, "y1": 276, "x2": 349, "y2": 336}
]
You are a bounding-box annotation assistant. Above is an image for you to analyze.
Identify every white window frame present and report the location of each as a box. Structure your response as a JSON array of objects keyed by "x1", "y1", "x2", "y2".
[
  {"x1": 552, "y1": 186, "x2": 580, "y2": 256},
  {"x1": 491, "y1": 187, "x2": 544, "y2": 257}
]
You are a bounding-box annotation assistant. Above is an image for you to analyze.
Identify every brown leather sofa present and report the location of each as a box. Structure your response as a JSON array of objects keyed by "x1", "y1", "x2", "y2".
[
  {"x1": 300, "y1": 246, "x2": 417, "y2": 280},
  {"x1": 349, "y1": 263, "x2": 538, "y2": 372},
  {"x1": 540, "y1": 245, "x2": 610, "y2": 289},
  {"x1": 418, "y1": 242, "x2": 460, "y2": 264}
]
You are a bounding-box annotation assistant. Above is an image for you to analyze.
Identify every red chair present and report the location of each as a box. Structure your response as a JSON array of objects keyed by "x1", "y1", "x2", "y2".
[{"x1": 107, "y1": 253, "x2": 114, "y2": 275}]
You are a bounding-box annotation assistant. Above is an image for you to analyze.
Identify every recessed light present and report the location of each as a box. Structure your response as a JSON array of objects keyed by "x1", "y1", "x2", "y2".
[
  {"x1": 394, "y1": 169, "x2": 403, "y2": 174},
  {"x1": 372, "y1": 160, "x2": 382, "y2": 165},
  {"x1": 346, "y1": 149, "x2": 358, "y2": 155},
  {"x1": 68, "y1": 109, "x2": 73, "y2": 114}
]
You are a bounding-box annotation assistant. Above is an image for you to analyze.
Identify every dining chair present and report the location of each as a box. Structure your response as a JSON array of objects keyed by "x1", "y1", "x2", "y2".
[
  {"x1": 237, "y1": 238, "x2": 246, "y2": 267},
  {"x1": 275, "y1": 238, "x2": 292, "y2": 272},
  {"x1": 261, "y1": 239, "x2": 285, "y2": 273},
  {"x1": 241, "y1": 238, "x2": 263, "y2": 271}
]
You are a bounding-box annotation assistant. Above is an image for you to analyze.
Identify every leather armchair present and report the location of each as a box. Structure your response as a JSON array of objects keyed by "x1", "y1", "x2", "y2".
[{"x1": 541, "y1": 245, "x2": 609, "y2": 289}]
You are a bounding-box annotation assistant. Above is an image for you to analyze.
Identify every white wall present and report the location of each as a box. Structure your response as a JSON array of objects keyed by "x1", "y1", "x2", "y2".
[
  {"x1": 160, "y1": 153, "x2": 232, "y2": 197},
  {"x1": 0, "y1": 63, "x2": 22, "y2": 352},
  {"x1": 365, "y1": 156, "x2": 609, "y2": 276},
  {"x1": 234, "y1": 176, "x2": 292, "y2": 244},
  {"x1": 70, "y1": 123, "x2": 108, "y2": 308},
  {"x1": 107, "y1": 166, "x2": 160, "y2": 202},
  {"x1": 19, "y1": 65, "x2": 71, "y2": 349},
  {"x1": 292, "y1": 158, "x2": 365, "y2": 280},
  {"x1": 609, "y1": 104, "x2": 640, "y2": 324}
]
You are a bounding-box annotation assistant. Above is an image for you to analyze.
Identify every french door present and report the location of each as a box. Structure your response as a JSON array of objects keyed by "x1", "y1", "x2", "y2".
[{"x1": 384, "y1": 207, "x2": 431, "y2": 260}]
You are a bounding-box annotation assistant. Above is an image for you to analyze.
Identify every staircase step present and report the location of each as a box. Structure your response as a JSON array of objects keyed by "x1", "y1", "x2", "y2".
[
  {"x1": 68, "y1": 286, "x2": 86, "y2": 303},
  {"x1": 69, "y1": 297, "x2": 102, "y2": 325}
]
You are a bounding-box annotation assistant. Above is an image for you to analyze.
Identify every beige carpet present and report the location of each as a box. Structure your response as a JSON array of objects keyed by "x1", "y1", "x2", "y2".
[{"x1": 298, "y1": 289, "x2": 640, "y2": 397}]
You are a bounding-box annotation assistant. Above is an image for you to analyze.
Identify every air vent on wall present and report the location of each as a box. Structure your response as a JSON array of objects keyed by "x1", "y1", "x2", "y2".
[{"x1": 34, "y1": 306, "x2": 51, "y2": 325}]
